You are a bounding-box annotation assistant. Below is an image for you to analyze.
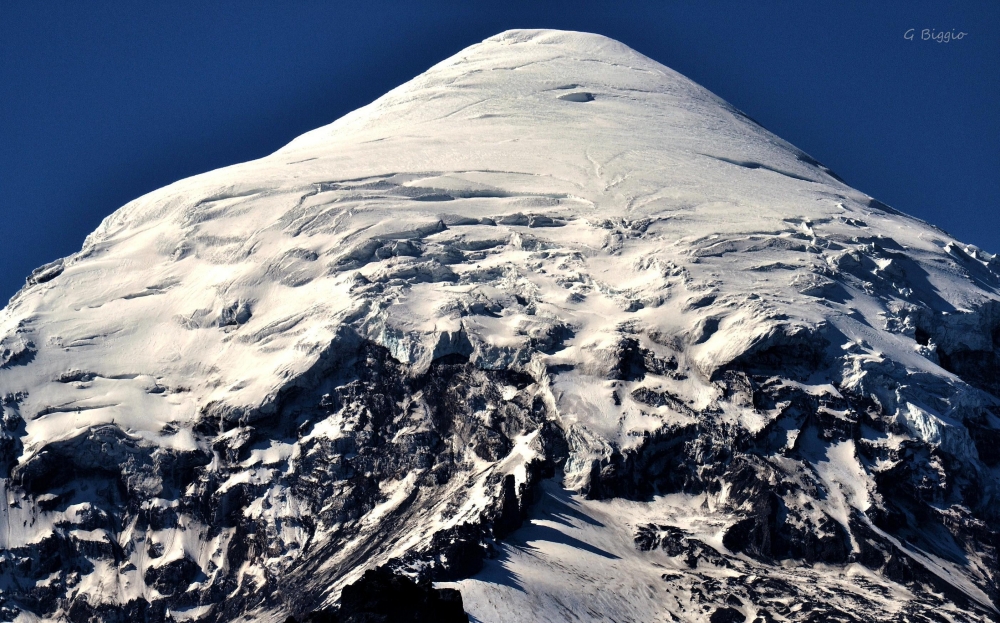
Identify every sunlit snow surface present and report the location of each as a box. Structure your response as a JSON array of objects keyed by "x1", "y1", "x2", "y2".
[{"x1": 2, "y1": 29, "x2": 1000, "y2": 622}]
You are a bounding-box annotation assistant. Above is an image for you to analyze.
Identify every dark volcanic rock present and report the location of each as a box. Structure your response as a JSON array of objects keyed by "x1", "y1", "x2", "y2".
[
  {"x1": 143, "y1": 555, "x2": 200, "y2": 596},
  {"x1": 288, "y1": 567, "x2": 469, "y2": 623},
  {"x1": 710, "y1": 607, "x2": 746, "y2": 623}
]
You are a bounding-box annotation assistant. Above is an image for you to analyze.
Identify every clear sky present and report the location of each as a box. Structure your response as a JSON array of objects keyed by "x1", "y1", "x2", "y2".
[{"x1": 2, "y1": 1, "x2": 997, "y2": 303}]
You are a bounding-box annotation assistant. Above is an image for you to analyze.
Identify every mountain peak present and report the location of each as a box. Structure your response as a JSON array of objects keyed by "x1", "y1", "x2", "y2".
[
  {"x1": 483, "y1": 28, "x2": 652, "y2": 59},
  {"x1": 275, "y1": 29, "x2": 795, "y2": 179}
]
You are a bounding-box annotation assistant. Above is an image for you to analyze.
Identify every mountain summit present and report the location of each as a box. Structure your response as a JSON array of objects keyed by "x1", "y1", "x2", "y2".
[{"x1": 2, "y1": 29, "x2": 1000, "y2": 622}]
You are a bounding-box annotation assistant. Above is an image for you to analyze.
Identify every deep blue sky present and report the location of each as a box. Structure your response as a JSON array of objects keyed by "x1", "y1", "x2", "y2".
[{"x1": 2, "y1": 1, "x2": 998, "y2": 302}]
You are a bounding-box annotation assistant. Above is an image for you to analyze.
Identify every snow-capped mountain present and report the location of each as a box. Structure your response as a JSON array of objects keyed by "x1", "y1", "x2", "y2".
[{"x1": 2, "y1": 29, "x2": 999, "y2": 622}]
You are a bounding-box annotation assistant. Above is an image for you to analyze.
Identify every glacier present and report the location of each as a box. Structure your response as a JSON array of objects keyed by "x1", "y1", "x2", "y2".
[{"x1": 1, "y1": 29, "x2": 1000, "y2": 622}]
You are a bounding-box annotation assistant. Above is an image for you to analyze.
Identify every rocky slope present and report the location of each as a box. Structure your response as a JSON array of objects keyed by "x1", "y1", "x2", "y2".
[{"x1": 1, "y1": 29, "x2": 999, "y2": 623}]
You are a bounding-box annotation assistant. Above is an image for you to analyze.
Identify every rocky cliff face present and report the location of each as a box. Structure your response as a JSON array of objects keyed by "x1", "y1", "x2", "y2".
[{"x1": 1, "y1": 29, "x2": 999, "y2": 623}]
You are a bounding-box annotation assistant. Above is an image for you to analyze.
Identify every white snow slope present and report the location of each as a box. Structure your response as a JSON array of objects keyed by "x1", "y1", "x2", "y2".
[{"x1": 2, "y1": 29, "x2": 1000, "y2": 623}]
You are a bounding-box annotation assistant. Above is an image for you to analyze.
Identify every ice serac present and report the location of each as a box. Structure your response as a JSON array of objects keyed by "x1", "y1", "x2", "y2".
[{"x1": 1, "y1": 28, "x2": 999, "y2": 622}]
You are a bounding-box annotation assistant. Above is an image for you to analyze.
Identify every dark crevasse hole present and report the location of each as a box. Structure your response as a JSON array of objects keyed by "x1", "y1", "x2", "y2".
[
  {"x1": 914, "y1": 327, "x2": 931, "y2": 346},
  {"x1": 558, "y1": 92, "x2": 594, "y2": 102},
  {"x1": 219, "y1": 300, "x2": 252, "y2": 327}
]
